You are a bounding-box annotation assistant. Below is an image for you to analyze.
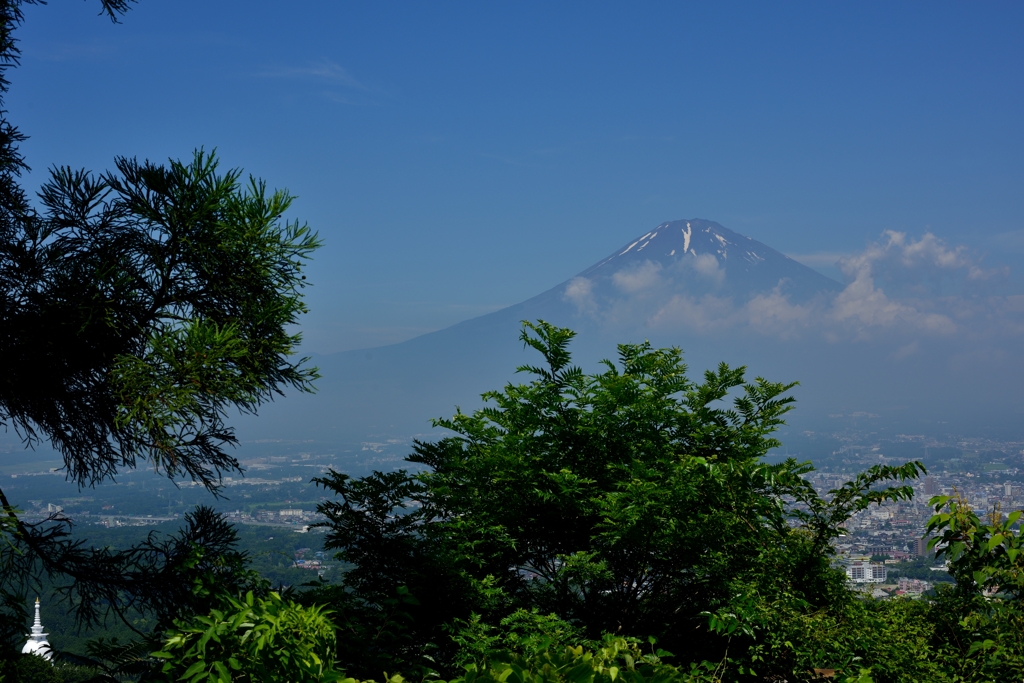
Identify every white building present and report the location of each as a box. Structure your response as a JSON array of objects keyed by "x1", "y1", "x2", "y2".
[
  {"x1": 846, "y1": 561, "x2": 887, "y2": 584},
  {"x1": 22, "y1": 598, "x2": 51, "y2": 660}
]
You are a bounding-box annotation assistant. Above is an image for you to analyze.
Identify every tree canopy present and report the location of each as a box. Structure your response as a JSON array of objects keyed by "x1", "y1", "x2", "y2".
[{"x1": 308, "y1": 321, "x2": 924, "y2": 681}]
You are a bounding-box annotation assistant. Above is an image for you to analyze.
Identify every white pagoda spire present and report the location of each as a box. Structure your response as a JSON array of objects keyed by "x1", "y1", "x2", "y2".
[{"x1": 21, "y1": 597, "x2": 51, "y2": 660}]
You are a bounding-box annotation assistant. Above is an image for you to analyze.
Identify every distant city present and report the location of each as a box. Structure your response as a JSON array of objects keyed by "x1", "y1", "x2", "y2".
[
  {"x1": 791, "y1": 429, "x2": 1023, "y2": 597},
  {"x1": 5, "y1": 425, "x2": 1023, "y2": 599}
]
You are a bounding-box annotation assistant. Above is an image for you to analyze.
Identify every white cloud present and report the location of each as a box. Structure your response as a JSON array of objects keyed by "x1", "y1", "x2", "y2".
[
  {"x1": 688, "y1": 253, "x2": 725, "y2": 285},
  {"x1": 612, "y1": 261, "x2": 663, "y2": 294},
  {"x1": 823, "y1": 231, "x2": 997, "y2": 337},
  {"x1": 839, "y1": 230, "x2": 999, "y2": 284},
  {"x1": 830, "y1": 266, "x2": 955, "y2": 335},
  {"x1": 649, "y1": 294, "x2": 738, "y2": 333},
  {"x1": 259, "y1": 59, "x2": 365, "y2": 89},
  {"x1": 563, "y1": 277, "x2": 597, "y2": 315},
  {"x1": 743, "y1": 285, "x2": 814, "y2": 339}
]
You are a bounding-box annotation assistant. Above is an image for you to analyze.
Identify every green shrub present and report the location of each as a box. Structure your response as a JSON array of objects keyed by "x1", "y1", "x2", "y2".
[{"x1": 152, "y1": 591, "x2": 342, "y2": 683}]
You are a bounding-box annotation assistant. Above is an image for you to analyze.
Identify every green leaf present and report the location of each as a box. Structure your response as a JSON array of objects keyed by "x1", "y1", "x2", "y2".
[{"x1": 182, "y1": 661, "x2": 207, "y2": 678}]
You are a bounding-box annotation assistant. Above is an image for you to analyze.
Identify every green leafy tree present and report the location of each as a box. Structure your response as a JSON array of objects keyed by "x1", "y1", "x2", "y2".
[
  {"x1": 311, "y1": 321, "x2": 924, "y2": 681},
  {"x1": 926, "y1": 491, "x2": 1024, "y2": 598},
  {"x1": 152, "y1": 591, "x2": 343, "y2": 683},
  {"x1": 916, "y1": 492, "x2": 1024, "y2": 680},
  {"x1": 447, "y1": 635, "x2": 724, "y2": 683}
]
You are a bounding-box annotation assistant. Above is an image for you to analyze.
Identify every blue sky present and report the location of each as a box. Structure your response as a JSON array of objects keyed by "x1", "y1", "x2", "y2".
[{"x1": 12, "y1": 1, "x2": 1024, "y2": 353}]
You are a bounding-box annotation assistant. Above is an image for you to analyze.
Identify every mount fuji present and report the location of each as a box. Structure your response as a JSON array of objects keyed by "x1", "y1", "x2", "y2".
[{"x1": 242, "y1": 219, "x2": 854, "y2": 448}]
